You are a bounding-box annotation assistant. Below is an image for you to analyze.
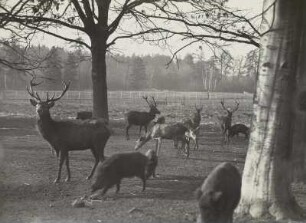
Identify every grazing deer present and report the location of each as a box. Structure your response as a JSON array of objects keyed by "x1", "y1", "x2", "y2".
[
  {"x1": 27, "y1": 77, "x2": 111, "y2": 183},
  {"x1": 217, "y1": 99, "x2": 239, "y2": 139},
  {"x1": 125, "y1": 96, "x2": 160, "y2": 140},
  {"x1": 134, "y1": 123, "x2": 198, "y2": 158},
  {"x1": 182, "y1": 105, "x2": 203, "y2": 150},
  {"x1": 227, "y1": 123, "x2": 250, "y2": 142}
]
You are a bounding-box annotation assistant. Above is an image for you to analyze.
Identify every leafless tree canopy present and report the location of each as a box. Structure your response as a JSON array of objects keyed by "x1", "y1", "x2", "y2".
[{"x1": 0, "y1": 0, "x2": 261, "y2": 56}]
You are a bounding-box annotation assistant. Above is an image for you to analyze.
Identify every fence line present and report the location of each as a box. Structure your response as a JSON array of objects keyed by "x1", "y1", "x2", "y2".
[
  {"x1": 0, "y1": 90, "x2": 253, "y2": 123},
  {"x1": 1, "y1": 90, "x2": 253, "y2": 101}
]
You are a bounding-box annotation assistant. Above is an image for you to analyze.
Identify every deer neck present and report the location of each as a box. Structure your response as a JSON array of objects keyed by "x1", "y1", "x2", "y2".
[
  {"x1": 36, "y1": 112, "x2": 56, "y2": 139},
  {"x1": 193, "y1": 113, "x2": 201, "y2": 123},
  {"x1": 148, "y1": 110, "x2": 157, "y2": 118}
]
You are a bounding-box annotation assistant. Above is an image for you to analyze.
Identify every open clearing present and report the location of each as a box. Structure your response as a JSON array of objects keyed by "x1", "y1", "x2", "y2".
[{"x1": 0, "y1": 99, "x2": 305, "y2": 223}]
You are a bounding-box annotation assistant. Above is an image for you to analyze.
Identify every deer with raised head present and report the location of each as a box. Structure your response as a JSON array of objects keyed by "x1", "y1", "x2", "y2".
[
  {"x1": 182, "y1": 105, "x2": 203, "y2": 150},
  {"x1": 125, "y1": 96, "x2": 160, "y2": 140},
  {"x1": 134, "y1": 122, "x2": 198, "y2": 158},
  {"x1": 217, "y1": 99, "x2": 239, "y2": 138},
  {"x1": 27, "y1": 77, "x2": 111, "y2": 183}
]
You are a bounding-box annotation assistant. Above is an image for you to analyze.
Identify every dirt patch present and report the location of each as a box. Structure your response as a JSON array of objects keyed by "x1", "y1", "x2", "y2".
[{"x1": 0, "y1": 114, "x2": 305, "y2": 223}]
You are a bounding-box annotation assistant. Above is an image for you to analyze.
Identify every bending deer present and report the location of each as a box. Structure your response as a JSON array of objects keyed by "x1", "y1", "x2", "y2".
[
  {"x1": 125, "y1": 96, "x2": 160, "y2": 140},
  {"x1": 27, "y1": 77, "x2": 111, "y2": 183},
  {"x1": 182, "y1": 105, "x2": 203, "y2": 150},
  {"x1": 217, "y1": 99, "x2": 239, "y2": 139},
  {"x1": 134, "y1": 123, "x2": 198, "y2": 158}
]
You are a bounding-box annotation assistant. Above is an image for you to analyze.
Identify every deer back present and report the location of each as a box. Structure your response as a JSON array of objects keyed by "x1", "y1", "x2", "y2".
[
  {"x1": 126, "y1": 110, "x2": 156, "y2": 126},
  {"x1": 151, "y1": 123, "x2": 188, "y2": 140}
]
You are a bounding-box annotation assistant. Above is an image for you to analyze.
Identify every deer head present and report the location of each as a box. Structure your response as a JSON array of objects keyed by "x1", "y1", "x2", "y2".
[
  {"x1": 142, "y1": 96, "x2": 160, "y2": 115},
  {"x1": 195, "y1": 105, "x2": 203, "y2": 114},
  {"x1": 220, "y1": 99, "x2": 239, "y2": 116},
  {"x1": 27, "y1": 76, "x2": 70, "y2": 116}
]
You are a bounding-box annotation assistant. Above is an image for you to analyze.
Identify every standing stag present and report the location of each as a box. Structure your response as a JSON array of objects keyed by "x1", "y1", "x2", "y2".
[
  {"x1": 27, "y1": 77, "x2": 111, "y2": 183},
  {"x1": 183, "y1": 105, "x2": 203, "y2": 150},
  {"x1": 217, "y1": 99, "x2": 239, "y2": 138},
  {"x1": 134, "y1": 123, "x2": 198, "y2": 158},
  {"x1": 125, "y1": 96, "x2": 160, "y2": 140}
]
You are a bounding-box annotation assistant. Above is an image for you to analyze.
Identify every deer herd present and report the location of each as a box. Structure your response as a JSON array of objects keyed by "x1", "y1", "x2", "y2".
[{"x1": 25, "y1": 77, "x2": 249, "y2": 223}]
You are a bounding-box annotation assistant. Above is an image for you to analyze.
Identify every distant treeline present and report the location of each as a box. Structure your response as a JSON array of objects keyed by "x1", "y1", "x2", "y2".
[{"x1": 0, "y1": 44, "x2": 258, "y2": 93}]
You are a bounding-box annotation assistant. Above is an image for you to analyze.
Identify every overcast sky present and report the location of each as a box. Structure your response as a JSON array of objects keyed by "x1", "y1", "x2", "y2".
[{"x1": 33, "y1": 0, "x2": 263, "y2": 59}]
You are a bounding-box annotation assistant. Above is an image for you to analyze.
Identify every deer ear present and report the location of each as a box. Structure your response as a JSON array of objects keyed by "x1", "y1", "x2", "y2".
[
  {"x1": 47, "y1": 101, "x2": 55, "y2": 108},
  {"x1": 30, "y1": 99, "x2": 37, "y2": 106}
]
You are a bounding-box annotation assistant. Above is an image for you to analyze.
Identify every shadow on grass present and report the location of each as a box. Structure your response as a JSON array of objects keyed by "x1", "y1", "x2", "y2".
[{"x1": 109, "y1": 174, "x2": 204, "y2": 201}]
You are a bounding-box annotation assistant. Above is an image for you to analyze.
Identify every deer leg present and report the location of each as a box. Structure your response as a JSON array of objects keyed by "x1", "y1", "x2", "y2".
[
  {"x1": 54, "y1": 150, "x2": 66, "y2": 183},
  {"x1": 87, "y1": 149, "x2": 99, "y2": 180},
  {"x1": 173, "y1": 139, "x2": 178, "y2": 150},
  {"x1": 65, "y1": 151, "x2": 71, "y2": 182},
  {"x1": 195, "y1": 128, "x2": 200, "y2": 150},
  {"x1": 185, "y1": 140, "x2": 190, "y2": 158},
  {"x1": 193, "y1": 136, "x2": 198, "y2": 150},
  {"x1": 156, "y1": 138, "x2": 162, "y2": 156},
  {"x1": 126, "y1": 124, "x2": 131, "y2": 140},
  {"x1": 140, "y1": 175, "x2": 146, "y2": 191},
  {"x1": 226, "y1": 131, "x2": 230, "y2": 144},
  {"x1": 139, "y1": 126, "x2": 142, "y2": 136},
  {"x1": 116, "y1": 180, "x2": 121, "y2": 193},
  {"x1": 144, "y1": 125, "x2": 148, "y2": 134},
  {"x1": 245, "y1": 132, "x2": 249, "y2": 139}
]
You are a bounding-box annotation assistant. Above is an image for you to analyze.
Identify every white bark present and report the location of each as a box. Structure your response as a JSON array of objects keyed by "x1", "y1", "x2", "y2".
[{"x1": 237, "y1": 0, "x2": 304, "y2": 220}]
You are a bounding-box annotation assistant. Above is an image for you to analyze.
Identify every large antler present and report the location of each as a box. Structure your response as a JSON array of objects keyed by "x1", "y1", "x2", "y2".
[
  {"x1": 142, "y1": 96, "x2": 151, "y2": 107},
  {"x1": 220, "y1": 99, "x2": 229, "y2": 112},
  {"x1": 151, "y1": 96, "x2": 157, "y2": 107},
  {"x1": 46, "y1": 81, "x2": 70, "y2": 103},
  {"x1": 26, "y1": 76, "x2": 43, "y2": 101}
]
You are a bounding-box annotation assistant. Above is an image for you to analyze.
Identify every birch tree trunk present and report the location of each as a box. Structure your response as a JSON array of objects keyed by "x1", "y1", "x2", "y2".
[{"x1": 237, "y1": 0, "x2": 305, "y2": 220}]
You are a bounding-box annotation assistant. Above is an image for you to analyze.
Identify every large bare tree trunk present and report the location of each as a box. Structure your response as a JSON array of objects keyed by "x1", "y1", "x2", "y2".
[
  {"x1": 91, "y1": 36, "x2": 109, "y2": 120},
  {"x1": 237, "y1": 0, "x2": 304, "y2": 220}
]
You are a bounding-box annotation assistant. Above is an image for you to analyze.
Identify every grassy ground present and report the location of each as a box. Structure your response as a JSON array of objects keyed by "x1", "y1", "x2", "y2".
[{"x1": 0, "y1": 100, "x2": 305, "y2": 223}]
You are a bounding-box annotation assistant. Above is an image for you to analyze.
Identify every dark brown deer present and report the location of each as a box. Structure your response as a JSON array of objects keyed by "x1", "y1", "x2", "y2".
[
  {"x1": 27, "y1": 77, "x2": 111, "y2": 183},
  {"x1": 76, "y1": 111, "x2": 92, "y2": 120},
  {"x1": 134, "y1": 123, "x2": 198, "y2": 158},
  {"x1": 227, "y1": 123, "x2": 250, "y2": 142},
  {"x1": 217, "y1": 99, "x2": 239, "y2": 138},
  {"x1": 125, "y1": 96, "x2": 160, "y2": 140},
  {"x1": 183, "y1": 105, "x2": 203, "y2": 150}
]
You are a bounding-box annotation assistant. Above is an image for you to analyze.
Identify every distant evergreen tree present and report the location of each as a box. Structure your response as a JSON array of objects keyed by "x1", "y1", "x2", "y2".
[
  {"x1": 44, "y1": 47, "x2": 62, "y2": 90},
  {"x1": 128, "y1": 57, "x2": 147, "y2": 90},
  {"x1": 63, "y1": 52, "x2": 78, "y2": 89},
  {"x1": 184, "y1": 54, "x2": 194, "y2": 67},
  {"x1": 3, "y1": 40, "x2": 27, "y2": 89}
]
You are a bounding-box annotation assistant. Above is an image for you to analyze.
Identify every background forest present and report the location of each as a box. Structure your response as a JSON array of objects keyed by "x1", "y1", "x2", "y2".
[{"x1": 0, "y1": 43, "x2": 258, "y2": 93}]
